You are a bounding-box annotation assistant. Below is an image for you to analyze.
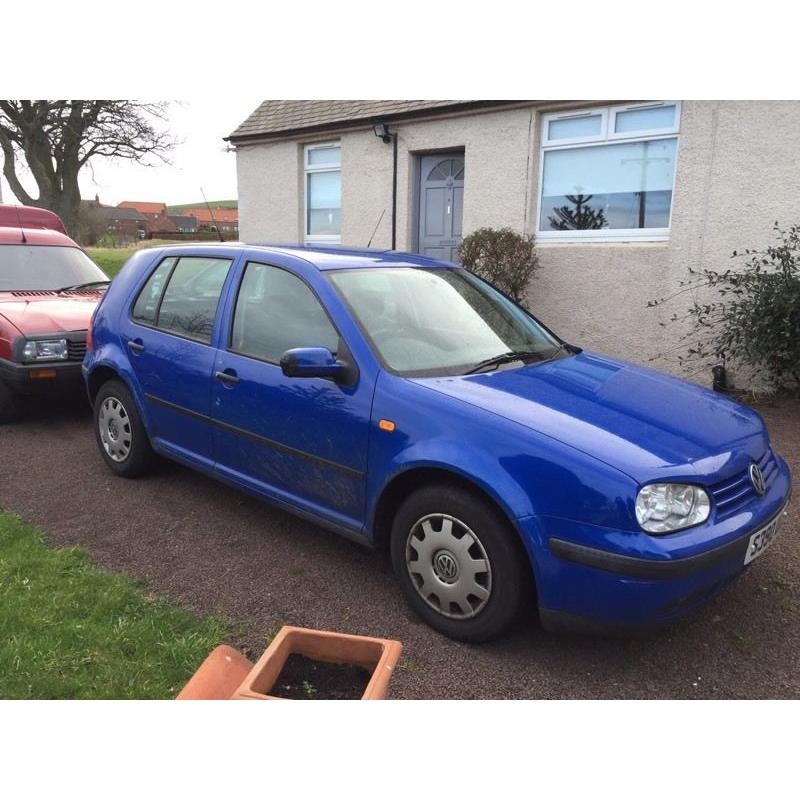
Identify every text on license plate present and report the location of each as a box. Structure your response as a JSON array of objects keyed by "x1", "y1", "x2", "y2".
[{"x1": 743, "y1": 511, "x2": 785, "y2": 565}]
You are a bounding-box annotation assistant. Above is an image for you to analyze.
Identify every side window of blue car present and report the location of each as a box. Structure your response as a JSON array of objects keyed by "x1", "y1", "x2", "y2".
[
  {"x1": 132, "y1": 257, "x2": 176, "y2": 324},
  {"x1": 131, "y1": 256, "x2": 233, "y2": 344},
  {"x1": 230, "y1": 261, "x2": 340, "y2": 363}
]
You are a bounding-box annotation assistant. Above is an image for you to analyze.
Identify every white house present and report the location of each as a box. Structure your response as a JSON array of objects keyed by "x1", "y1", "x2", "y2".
[{"x1": 228, "y1": 100, "x2": 800, "y2": 383}]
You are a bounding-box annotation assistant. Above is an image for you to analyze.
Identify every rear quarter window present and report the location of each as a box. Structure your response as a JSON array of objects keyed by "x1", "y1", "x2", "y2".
[{"x1": 132, "y1": 257, "x2": 176, "y2": 324}]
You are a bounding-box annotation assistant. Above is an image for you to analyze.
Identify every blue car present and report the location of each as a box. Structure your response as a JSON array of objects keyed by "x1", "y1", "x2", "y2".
[{"x1": 83, "y1": 244, "x2": 792, "y2": 641}]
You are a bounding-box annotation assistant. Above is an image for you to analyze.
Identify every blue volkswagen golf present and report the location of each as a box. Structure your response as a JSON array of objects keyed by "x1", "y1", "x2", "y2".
[{"x1": 83, "y1": 244, "x2": 792, "y2": 641}]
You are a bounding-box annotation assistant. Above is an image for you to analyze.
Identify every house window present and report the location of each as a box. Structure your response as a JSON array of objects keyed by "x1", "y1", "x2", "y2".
[
  {"x1": 304, "y1": 143, "x2": 341, "y2": 242},
  {"x1": 537, "y1": 102, "x2": 680, "y2": 242}
]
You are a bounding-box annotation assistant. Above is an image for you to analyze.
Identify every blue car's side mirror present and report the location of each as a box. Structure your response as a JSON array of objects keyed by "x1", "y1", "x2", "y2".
[{"x1": 280, "y1": 347, "x2": 351, "y2": 383}]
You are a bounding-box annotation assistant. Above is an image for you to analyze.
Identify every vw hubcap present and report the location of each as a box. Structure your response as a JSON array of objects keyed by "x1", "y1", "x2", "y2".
[
  {"x1": 405, "y1": 513, "x2": 492, "y2": 619},
  {"x1": 98, "y1": 396, "x2": 132, "y2": 462}
]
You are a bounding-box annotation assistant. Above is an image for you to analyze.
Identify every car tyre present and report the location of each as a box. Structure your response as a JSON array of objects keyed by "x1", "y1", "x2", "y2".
[
  {"x1": 94, "y1": 379, "x2": 154, "y2": 478},
  {"x1": 0, "y1": 380, "x2": 22, "y2": 424},
  {"x1": 390, "y1": 484, "x2": 528, "y2": 642}
]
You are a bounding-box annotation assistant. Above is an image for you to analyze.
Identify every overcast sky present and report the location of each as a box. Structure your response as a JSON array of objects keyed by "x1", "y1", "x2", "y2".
[{"x1": 0, "y1": 98, "x2": 262, "y2": 207}]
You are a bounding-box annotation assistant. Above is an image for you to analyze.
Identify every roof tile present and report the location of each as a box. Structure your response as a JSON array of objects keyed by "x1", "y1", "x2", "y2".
[
  {"x1": 228, "y1": 100, "x2": 485, "y2": 140},
  {"x1": 182, "y1": 207, "x2": 238, "y2": 224},
  {"x1": 118, "y1": 201, "x2": 167, "y2": 215}
]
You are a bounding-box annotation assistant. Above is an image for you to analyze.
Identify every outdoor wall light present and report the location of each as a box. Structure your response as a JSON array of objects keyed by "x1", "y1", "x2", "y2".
[{"x1": 373, "y1": 122, "x2": 392, "y2": 143}]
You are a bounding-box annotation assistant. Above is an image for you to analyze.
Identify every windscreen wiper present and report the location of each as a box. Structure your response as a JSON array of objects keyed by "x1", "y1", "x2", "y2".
[
  {"x1": 544, "y1": 342, "x2": 579, "y2": 361},
  {"x1": 465, "y1": 350, "x2": 545, "y2": 375},
  {"x1": 56, "y1": 280, "x2": 111, "y2": 293}
]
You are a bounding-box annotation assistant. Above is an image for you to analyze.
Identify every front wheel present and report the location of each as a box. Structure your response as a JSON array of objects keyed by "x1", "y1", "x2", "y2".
[
  {"x1": 390, "y1": 484, "x2": 528, "y2": 642},
  {"x1": 94, "y1": 379, "x2": 154, "y2": 477}
]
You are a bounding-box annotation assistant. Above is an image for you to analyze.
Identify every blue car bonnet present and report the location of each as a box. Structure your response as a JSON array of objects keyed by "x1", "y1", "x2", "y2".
[{"x1": 412, "y1": 351, "x2": 768, "y2": 484}]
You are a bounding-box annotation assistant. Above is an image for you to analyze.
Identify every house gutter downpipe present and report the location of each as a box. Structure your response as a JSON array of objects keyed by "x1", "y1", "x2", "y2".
[
  {"x1": 373, "y1": 122, "x2": 397, "y2": 249},
  {"x1": 391, "y1": 131, "x2": 397, "y2": 250}
]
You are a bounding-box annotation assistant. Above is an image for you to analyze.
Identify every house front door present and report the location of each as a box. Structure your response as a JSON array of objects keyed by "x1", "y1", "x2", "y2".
[{"x1": 417, "y1": 153, "x2": 464, "y2": 262}]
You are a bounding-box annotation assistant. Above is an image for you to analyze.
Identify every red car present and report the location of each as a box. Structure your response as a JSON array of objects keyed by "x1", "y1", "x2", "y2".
[
  {"x1": 0, "y1": 205, "x2": 109, "y2": 422},
  {"x1": 0, "y1": 204, "x2": 68, "y2": 235}
]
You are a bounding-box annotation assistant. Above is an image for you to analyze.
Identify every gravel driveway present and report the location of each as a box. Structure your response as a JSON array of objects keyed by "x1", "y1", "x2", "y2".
[{"x1": 1, "y1": 396, "x2": 797, "y2": 699}]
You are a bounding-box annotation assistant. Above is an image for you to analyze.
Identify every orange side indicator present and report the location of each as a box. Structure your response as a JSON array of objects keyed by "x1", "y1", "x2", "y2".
[
  {"x1": 29, "y1": 368, "x2": 57, "y2": 379},
  {"x1": 378, "y1": 419, "x2": 396, "y2": 432}
]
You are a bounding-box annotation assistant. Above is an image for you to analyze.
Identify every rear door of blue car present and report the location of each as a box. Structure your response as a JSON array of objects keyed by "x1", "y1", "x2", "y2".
[{"x1": 119, "y1": 250, "x2": 238, "y2": 468}]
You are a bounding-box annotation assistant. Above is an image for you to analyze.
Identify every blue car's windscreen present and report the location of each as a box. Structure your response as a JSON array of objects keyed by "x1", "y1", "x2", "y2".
[{"x1": 328, "y1": 267, "x2": 562, "y2": 377}]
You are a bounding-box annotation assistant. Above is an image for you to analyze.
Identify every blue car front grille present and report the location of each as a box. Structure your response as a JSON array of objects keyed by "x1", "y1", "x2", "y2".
[{"x1": 709, "y1": 448, "x2": 777, "y2": 520}]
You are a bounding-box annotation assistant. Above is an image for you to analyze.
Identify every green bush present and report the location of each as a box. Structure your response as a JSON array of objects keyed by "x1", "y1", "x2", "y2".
[
  {"x1": 458, "y1": 227, "x2": 539, "y2": 306},
  {"x1": 649, "y1": 223, "x2": 800, "y2": 392}
]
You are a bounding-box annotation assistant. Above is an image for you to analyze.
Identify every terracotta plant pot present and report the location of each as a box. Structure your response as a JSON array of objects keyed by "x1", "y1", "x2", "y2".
[
  {"x1": 176, "y1": 645, "x2": 254, "y2": 700},
  {"x1": 233, "y1": 626, "x2": 403, "y2": 701},
  {"x1": 177, "y1": 627, "x2": 403, "y2": 700}
]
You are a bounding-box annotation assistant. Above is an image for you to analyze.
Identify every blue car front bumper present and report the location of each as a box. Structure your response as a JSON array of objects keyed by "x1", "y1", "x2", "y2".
[{"x1": 519, "y1": 456, "x2": 792, "y2": 634}]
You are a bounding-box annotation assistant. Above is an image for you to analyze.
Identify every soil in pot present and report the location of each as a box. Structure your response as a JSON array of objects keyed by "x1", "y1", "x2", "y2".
[{"x1": 269, "y1": 654, "x2": 372, "y2": 700}]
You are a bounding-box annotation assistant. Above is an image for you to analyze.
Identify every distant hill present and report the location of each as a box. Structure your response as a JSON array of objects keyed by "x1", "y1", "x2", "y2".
[{"x1": 167, "y1": 200, "x2": 237, "y2": 214}]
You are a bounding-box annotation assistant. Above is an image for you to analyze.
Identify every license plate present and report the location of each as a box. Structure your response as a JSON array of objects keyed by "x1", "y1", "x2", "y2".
[{"x1": 743, "y1": 508, "x2": 786, "y2": 565}]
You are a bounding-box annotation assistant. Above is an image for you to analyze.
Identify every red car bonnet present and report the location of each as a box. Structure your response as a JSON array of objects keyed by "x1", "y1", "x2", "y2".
[{"x1": 0, "y1": 293, "x2": 102, "y2": 336}]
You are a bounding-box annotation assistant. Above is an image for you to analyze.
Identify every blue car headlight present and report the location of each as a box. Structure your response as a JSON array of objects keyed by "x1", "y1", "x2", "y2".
[{"x1": 635, "y1": 483, "x2": 710, "y2": 534}]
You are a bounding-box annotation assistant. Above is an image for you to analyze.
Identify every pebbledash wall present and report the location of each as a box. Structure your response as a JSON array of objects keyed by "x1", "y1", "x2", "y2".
[{"x1": 234, "y1": 101, "x2": 800, "y2": 386}]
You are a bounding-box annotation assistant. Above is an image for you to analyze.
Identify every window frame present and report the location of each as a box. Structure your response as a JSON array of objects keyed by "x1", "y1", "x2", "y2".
[
  {"x1": 542, "y1": 110, "x2": 609, "y2": 147},
  {"x1": 227, "y1": 260, "x2": 345, "y2": 368},
  {"x1": 303, "y1": 141, "x2": 342, "y2": 244},
  {"x1": 129, "y1": 254, "x2": 234, "y2": 346},
  {"x1": 537, "y1": 101, "x2": 681, "y2": 243}
]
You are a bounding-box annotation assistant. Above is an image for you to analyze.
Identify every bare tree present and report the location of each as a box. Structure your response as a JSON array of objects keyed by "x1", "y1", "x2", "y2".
[{"x1": 0, "y1": 101, "x2": 173, "y2": 237}]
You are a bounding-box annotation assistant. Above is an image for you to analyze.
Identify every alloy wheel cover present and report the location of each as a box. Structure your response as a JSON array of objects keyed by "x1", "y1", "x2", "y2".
[
  {"x1": 405, "y1": 513, "x2": 493, "y2": 619},
  {"x1": 98, "y1": 396, "x2": 132, "y2": 463}
]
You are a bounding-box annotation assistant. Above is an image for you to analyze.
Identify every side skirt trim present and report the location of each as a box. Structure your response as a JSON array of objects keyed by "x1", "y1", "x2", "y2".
[{"x1": 143, "y1": 392, "x2": 364, "y2": 479}]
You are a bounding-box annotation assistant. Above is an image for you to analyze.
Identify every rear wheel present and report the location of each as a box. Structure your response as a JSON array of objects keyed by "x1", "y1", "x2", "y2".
[
  {"x1": 94, "y1": 379, "x2": 154, "y2": 477},
  {"x1": 0, "y1": 380, "x2": 22, "y2": 424},
  {"x1": 390, "y1": 484, "x2": 528, "y2": 642}
]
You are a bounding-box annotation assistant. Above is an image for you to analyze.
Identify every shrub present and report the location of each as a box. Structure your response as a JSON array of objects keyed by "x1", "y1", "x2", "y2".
[
  {"x1": 648, "y1": 223, "x2": 800, "y2": 392},
  {"x1": 458, "y1": 227, "x2": 539, "y2": 306}
]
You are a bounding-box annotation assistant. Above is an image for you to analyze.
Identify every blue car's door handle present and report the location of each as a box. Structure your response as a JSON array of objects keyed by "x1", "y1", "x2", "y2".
[
  {"x1": 127, "y1": 339, "x2": 145, "y2": 353},
  {"x1": 215, "y1": 369, "x2": 240, "y2": 386}
]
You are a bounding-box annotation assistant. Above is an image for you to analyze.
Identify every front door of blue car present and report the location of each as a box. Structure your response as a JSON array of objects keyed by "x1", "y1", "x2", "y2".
[
  {"x1": 121, "y1": 253, "x2": 234, "y2": 467},
  {"x1": 210, "y1": 260, "x2": 372, "y2": 531}
]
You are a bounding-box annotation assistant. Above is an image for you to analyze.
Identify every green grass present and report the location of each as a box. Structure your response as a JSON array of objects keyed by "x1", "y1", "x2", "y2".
[
  {"x1": 86, "y1": 240, "x2": 186, "y2": 278},
  {"x1": 0, "y1": 511, "x2": 226, "y2": 699},
  {"x1": 166, "y1": 200, "x2": 237, "y2": 214},
  {"x1": 86, "y1": 247, "x2": 130, "y2": 277}
]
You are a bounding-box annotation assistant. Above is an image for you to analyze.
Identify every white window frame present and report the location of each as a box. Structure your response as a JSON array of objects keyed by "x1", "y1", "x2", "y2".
[
  {"x1": 536, "y1": 101, "x2": 681, "y2": 243},
  {"x1": 303, "y1": 142, "x2": 341, "y2": 244},
  {"x1": 542, "y1": 110, "x2": 608, "y2": 147}
]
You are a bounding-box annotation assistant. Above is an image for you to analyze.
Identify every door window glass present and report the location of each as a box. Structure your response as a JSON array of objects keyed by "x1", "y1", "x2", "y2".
[
  {"x1": 231, "y1": 262, "x2": 339, "y2": 363},
  {"x1": 133, "y1": 256, "x2": 232, "y2": 343},
  {"x1": 158, "y1": 257, "x2": 232, "y2": 343}
]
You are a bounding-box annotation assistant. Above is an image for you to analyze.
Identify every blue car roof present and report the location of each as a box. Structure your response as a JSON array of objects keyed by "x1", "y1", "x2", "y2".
[
  {"x1": 246, "y1": 243, "x2": 458, "y2": 271},
  {"x1": 141, "y1": 242, "x2": 459, "y2": 271}
]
